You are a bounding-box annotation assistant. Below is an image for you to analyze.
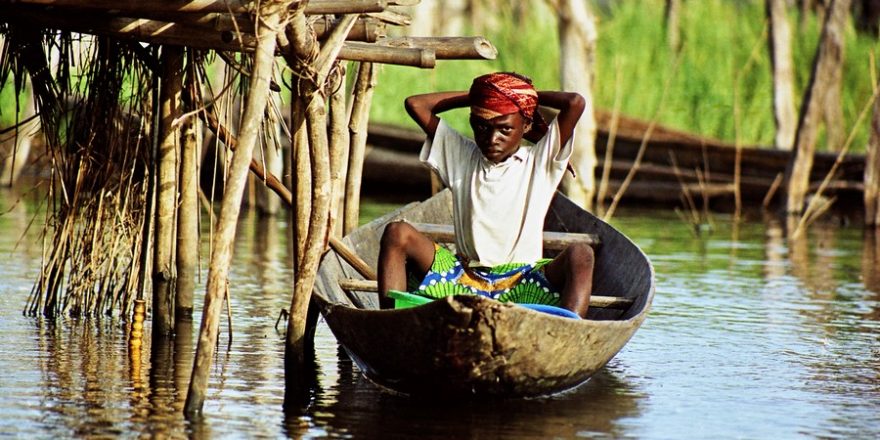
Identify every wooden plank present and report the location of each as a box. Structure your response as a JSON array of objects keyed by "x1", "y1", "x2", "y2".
[
  {"x1": 408, "y1": 223, "x2": 600, "y2": 250},
  {"x1": 337, "y1": 279, "x2": 633, "y2": 310}
]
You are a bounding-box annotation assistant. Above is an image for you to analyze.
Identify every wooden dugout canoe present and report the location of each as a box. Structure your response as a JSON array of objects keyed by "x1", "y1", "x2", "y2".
[{"x1": 313, "y1": 189, "x2": 655, "y2": 398}]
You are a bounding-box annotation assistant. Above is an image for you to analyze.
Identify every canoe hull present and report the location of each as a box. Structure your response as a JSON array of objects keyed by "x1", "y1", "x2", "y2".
[
  {"x1": 316, "y1": 294, "x2": 647, "y2": 397},
  {"x1": 314, "y1": 190, "x2": 654, "y2": 398}
]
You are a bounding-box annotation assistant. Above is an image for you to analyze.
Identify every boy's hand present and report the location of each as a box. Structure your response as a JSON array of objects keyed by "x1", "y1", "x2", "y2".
[{"x1": 523, "y1": 110, "x2": 550, "y2": 143}]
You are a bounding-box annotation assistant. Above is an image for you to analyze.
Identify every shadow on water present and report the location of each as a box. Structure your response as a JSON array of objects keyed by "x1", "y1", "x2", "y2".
[{"x1": 282, "y1": 345, "x2": 645, "y2": 439}]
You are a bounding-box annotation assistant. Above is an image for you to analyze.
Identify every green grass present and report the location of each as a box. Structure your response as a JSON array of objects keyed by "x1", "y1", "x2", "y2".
[
  {"x1": 369, "y1": 0, "x2": 879, "y2": 151},
  {"x1": 0, "y1": 80, "x2": 30, "y2": 126}
]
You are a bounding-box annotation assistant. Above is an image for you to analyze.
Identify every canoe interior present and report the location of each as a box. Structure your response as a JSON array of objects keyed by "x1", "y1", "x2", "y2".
[{"x1": 314, "y1": 189, "x2": 653, "y2": 322}]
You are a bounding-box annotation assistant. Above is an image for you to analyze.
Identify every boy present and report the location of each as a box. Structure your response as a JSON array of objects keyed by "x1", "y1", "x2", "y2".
[{"x1": 377, "y1": 72, "x2": 594, "y2": 318}]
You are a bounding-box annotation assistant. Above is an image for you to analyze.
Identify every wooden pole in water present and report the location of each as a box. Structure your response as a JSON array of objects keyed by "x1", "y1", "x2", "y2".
[
  {"x1": 343, "y1": 61, "x2": 376, "y2": 235},
  {"x1": 866, "y1": 79, "x2": 880, "y2": 227},
  {"x1": 153, "y1": 45, "x2": 183, "y2": 338},
  {"x1": 176, "y1": 60, "x2": 200, "y2": 318},
  {"x1": 283, "y1": 11, "x2": 357, "y2": 408},
  {"x1": 784, "y1": 0, "x2": 851, "y2": 216},
  {"x1": 185, "y1": 0, "x2": 289, "y2": 416}
]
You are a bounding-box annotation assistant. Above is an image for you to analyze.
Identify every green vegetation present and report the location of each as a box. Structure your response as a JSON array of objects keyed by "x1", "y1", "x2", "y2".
[
  {"x1": 369, "y1": 0, "x2": 879, "y2": 151},
  {"x1": 2, "y1": 1, "x2": 875, "y2": 149},
  {"x1": 0, "y1": 80, "x2": 30, "y2": 126}
]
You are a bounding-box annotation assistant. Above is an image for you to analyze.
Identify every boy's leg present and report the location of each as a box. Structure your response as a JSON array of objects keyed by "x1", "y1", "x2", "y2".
[
  {"x1": 377, "y1": 221, "x2": 437, "y2": 308},
  {"x1": 542, "y1": 242, "x2": 594, "y2": 318}
]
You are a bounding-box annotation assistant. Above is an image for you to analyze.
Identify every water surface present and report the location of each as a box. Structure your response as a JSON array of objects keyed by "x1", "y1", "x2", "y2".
[{"x1": 0, "y1": 189, "x2": 878, "y2": 439}]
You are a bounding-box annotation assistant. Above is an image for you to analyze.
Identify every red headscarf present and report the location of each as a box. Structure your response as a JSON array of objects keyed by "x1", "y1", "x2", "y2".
[{"x1": 469, "y1": 72, "x2": 538, "y2": 122}]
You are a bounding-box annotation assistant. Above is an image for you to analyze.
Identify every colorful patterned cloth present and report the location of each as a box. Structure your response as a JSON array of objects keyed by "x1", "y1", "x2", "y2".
[
  {"x1": 407, "y1": 244, "x2": 562, "y2": 306},
  {"x1": 469, "y1": 72, "x2": 539, "y2": 122}
]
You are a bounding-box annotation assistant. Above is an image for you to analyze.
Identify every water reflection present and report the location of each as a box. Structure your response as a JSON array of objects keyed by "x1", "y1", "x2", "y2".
[
  {"x1": 863, "y1": 230, "x2": 880, "y2": 297},
  {"x1": 285, "y1": 352, "x2": 644, "y2": 439}
]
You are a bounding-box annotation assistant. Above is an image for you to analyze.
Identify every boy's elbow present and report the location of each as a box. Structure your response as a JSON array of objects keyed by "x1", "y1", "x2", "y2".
[
  {"x1": 569, "y1": 93, "x2": 586, "y2": 114},
  {"x1": 404, "y1": 96, "x2": 417, "y2": 114},
  {"x1": 404, "y1": 96, "x2": 421, "y2": 121}
]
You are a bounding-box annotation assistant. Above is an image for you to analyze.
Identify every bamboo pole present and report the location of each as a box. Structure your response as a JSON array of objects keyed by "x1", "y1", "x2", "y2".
[
  {"x1": 376, "y1": 36, "x2": 497, "y2": 59},
  {"x1": 344, "y1": 62, "x2": 377, "y2": 235},
  {"x1": 339, "y1": 42, "x2": 435, "y2": 68},
  {"x1": 153, "y1": 45, "x2": 183, "y2": 338},
  {"x1": 176, "y1": 61, "x2": 200, "y2": 318},
  {"x1": 185, "y1": 0, "x2": 289, "y2": 417}
]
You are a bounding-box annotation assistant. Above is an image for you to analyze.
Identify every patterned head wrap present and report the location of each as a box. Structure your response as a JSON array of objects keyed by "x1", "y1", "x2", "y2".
[{"x1": 469, "y1": 72, "x2": 538, "y2": 122}]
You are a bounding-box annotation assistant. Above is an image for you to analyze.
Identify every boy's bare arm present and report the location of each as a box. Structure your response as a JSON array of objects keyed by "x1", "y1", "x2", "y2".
[
  {"x1": 404, "y1": 92, "x2": 470, "y2": 138},
  {"x1": 531, "y1": 91, "x2": 585, "y2": 146}
]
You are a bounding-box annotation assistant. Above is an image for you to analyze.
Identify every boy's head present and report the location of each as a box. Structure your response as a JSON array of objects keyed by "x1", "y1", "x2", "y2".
[
  {"x1": 469, "y1": 72, "x2": 538, "y2": 125},
  {"x1": 468, "y1": 72, "x2": 537, "y2": 163}
]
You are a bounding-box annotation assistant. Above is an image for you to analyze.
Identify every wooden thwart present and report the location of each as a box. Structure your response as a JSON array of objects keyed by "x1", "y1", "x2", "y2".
[
  {"x1": 337, "y1": 278, "x2": 633, "y2": 310},
  {"x1": 409, "y1": 223, "x2": 600, "y2": 250}
]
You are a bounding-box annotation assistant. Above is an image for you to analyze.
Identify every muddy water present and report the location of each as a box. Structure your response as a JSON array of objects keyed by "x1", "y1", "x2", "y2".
[{"x1": 0, "y1": 188, "x2": 878, "y2": 439}]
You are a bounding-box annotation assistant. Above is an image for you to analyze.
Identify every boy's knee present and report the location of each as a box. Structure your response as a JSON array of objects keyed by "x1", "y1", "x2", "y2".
[
  {"x1": 381, "y1": 221, "x2": 416, "y2": 249},
  {"x1": 568, "y1": 242, "x2": 595, "y2": 268}
]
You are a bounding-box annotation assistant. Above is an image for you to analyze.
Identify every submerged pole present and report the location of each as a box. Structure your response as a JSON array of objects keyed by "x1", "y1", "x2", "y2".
[
  {"x1": 153, "y1": 45, "x2": 183, "y2": 337},
  {"x1": 283, "y1": 12, "x2": 357, "y2": 409},
  {"x1": 185, "y1": 0, "x2": 289, "y2": 416}
]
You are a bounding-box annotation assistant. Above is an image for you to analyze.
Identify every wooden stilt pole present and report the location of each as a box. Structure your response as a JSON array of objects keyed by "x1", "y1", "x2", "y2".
[
  {"x1": 328, "y1": 67, "x2": 350, "y2": 238},
  {"x1": 784, "y1": 0, "x2": 851, "y2": 216},
  {"x1": 865, "y1": 77, "x2": 880, "y2": 227},
  {"x1": 343, "y1": 61, "x2": 376, "y2": 235},
  {"x1": 153, "y1": 45, "x2": 183, "y2": 338},
  {"x1": 283, "y1": 12, "x2": 357, "y2": 409},
  {"x1": 185, "y1": 0, "x2": 289, "y2": 417},
  {"x1": 176, "y1": 58, "x2": 200, "y2": 319},
  {"x1": 292, "y1": 96, "x2": 311, "y2": 271}
]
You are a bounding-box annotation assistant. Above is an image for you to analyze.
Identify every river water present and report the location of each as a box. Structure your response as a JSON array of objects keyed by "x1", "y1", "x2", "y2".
[{"x1": 0, "y1": 187, "x2": 878, "y2": 439}]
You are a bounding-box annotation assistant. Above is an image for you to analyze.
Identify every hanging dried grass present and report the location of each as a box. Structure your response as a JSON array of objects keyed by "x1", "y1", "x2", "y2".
[{"x1": 3, "y1": 31, "x2": 157, "y2": 319}]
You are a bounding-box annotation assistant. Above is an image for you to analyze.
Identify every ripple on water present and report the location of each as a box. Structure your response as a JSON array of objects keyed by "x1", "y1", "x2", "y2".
[{"x1": 1, "y1": 202, "x2": 880, "y2": 438}]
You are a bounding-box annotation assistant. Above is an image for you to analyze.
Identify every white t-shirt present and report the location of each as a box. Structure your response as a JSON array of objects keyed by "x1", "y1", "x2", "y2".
[{"x1": 420, "y1": 117, "x2": 573, "y2": 267}]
